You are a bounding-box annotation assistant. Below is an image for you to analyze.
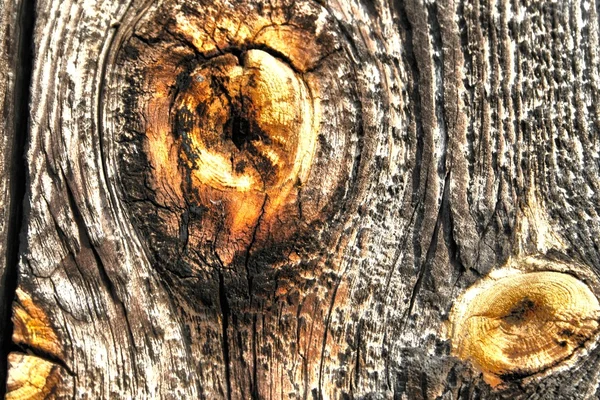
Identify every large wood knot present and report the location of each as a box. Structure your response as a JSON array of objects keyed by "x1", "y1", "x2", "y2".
[
  {"x1": 448, "y1": 258, "x2": 600, "y2": 387},
  {"x1": 111, "y1": 0, "x2": 361, "y2": 287}
]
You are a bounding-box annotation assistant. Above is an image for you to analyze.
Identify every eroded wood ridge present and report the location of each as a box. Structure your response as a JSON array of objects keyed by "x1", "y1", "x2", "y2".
[{"x1": 7, "y1": 0, "x2": 600, "y2": 398}]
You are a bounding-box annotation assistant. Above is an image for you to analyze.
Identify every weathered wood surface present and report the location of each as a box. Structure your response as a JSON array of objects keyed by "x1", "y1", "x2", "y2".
[
  {"x1": 0, "y1": 2, "x2": 19, "y2": 391},
  {"x1": 0, "y1": 0, "x2": 32, "y2": 395},
  {"x1": 4, "y1": 0, "x2": 600, "y2": 398}
]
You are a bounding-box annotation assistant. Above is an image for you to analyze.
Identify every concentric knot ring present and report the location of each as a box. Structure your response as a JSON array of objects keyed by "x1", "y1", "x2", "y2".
[
  {"x1": 449, "y1": 266, "x2": 600, "y2": 386},
  {"x1": 113, "y1": 0, "x2": 361, "y2": 270}
]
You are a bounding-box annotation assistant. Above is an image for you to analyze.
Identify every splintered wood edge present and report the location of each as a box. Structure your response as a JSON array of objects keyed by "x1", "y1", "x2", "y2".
[{"x1": 447, "y1": 256, "x2": 600, "y2": 387}]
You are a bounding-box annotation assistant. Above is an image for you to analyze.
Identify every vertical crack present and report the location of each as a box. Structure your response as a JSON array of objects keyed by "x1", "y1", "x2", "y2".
[
  {"x1": 244, "y1": 194, "x2": 268, "y2": 301},
  {"x1": 403, "y1": 172, "x2": 450, "y2": 329},
  {"x1": 218, "y1": 271, "x2": 232, "y2": 400},
  {"x1": 0, "y1": 0, "x2": 36, "y2": 396},
  {"x1": 251, "y1": 314, "x2": 259, "y2": 400}
]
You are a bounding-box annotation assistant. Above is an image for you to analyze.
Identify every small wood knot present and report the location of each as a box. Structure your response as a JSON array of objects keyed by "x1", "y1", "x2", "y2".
[
  {"x1": 7, "y1": 289, "x2": 64, "y2": 399},
  {"x1": 6, "y1": 354, "x2": 61, "y2": 400},
  {"x1": 448, "y1": 263, "x2": 600, "y2": 387}
]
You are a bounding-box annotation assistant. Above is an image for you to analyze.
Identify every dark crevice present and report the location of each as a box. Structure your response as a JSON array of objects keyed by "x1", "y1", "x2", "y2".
[
  {"x1": 224, "y1": 105, "x2": 270, "y2": 154},
  {"x1": 10, "y1": 342, "x2": 76, "y2": 377},
  {"x1": 218, "y1": 271, "x2": 232, "y2": 400},
  {"x1": 165, "y1": 26, "x2": 312, "y2": 75},
  {"x1": 229, "y1": 115, "x2": 257, "y2": 151},
  {"x1": 403, "y1": 173, "x2": 450, "y2": 329},
  {"x1": 244, "y1": 195, "x2": 268, "y2": 300},
  {"x1": 353, "y1": 320, "x2": 362, "y2": 389},
  {"x1": 251, "y1": 314, "x2": 259, "y2": 400},
  {"x1": 0, "y1": 0, "x2": 36, "y2": 396},
  {"x1": 420, "y1": 371, "x2": 429, "y2": 399},
  {"x1": 443, "y1": 178, "x2": 463, "y2": 273},
  {"x1": 215, "y1": 43, "x2": 306, "y2": 75}
]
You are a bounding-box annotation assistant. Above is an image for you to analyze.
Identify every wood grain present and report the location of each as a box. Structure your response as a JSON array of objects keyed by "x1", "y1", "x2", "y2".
[{"x1": 3, "y1": 0, "x2": 600, "y2": 398}]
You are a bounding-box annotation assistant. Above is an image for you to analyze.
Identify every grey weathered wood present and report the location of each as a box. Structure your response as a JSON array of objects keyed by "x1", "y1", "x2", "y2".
[{"x1": 4, "y1": 0, "x2": 600, "y2": 398}]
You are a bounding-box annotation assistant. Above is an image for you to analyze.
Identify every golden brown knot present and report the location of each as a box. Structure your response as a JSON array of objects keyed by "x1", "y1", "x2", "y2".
[
  {"x1": 7, "y1": 289, "x2": 63, "y2": 399},
  {"x1": 170, "y1": 49, "x2": 318, "y2": 238},
  {"x1": 174, "y1": 50, "x2": 316, "y2": 191},
  {"x1": 115, "y1": 0, "x2": 352, "y2": 268},
  {"x1": 146, "y1": 49, "x2": 319, "y2": 252},
  {"x1": 448, "y1": 260, "x2": 600, "y2": 387}
]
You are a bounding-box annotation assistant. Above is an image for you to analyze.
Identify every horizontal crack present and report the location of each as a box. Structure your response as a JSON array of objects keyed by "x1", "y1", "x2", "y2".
[{"x1": 10, "y1": 342, "x2": 76, "y2": 377}]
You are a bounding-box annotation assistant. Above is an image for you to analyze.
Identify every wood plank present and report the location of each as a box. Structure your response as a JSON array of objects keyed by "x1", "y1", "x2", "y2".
[{"x1": 8, "y1": 0, "x2": 600, "y2": 398}]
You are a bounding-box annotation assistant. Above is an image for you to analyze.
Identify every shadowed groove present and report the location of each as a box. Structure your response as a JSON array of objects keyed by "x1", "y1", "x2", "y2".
[{"x1": 0, "y1": 0, "x2": 35, "y2": 396}]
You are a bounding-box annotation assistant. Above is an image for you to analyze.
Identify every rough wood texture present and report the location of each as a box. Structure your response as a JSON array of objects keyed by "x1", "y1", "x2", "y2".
[
  {"x1": 4, "y1": 0, "x2": 600, "y2": 398},
  {"x1": 0, "y1": 1, "x2": 19, "y2": 381}
]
